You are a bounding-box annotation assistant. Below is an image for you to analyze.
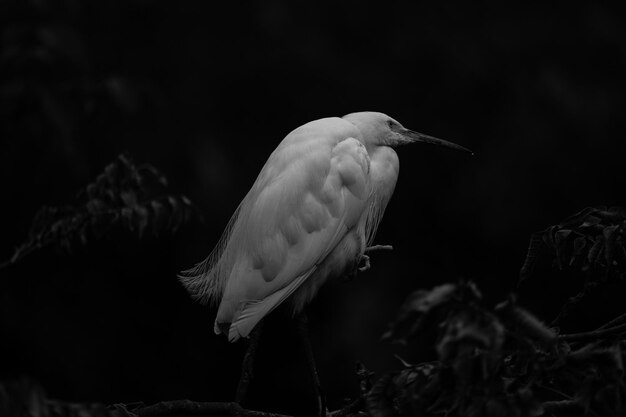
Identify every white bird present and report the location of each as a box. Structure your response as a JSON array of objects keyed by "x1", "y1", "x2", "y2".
[{"x1": 180, "y1": 111, "x2": 471, "y2": 342}]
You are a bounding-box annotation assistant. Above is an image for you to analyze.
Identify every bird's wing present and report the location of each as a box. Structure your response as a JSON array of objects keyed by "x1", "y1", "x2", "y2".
[{"x1": 219, "y1": 133, "x2": 371, "y2": 341}]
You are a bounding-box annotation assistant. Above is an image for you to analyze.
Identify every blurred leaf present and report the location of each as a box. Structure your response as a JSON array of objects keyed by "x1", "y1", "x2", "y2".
[
  {"x1": 436, "y1": 309, "x2": 505, "y2": 391},
  {"x1": 150, "y1": 199, "x2": 169, "y2": 236},
  {"x1": 520, "y1": 206, "x2": 626, "y2": 321},
  {"x1": 367, "y1": 362, "x2": 444, "y2": 417},
  {"x1": 133, "y1": 204, "x2": 150, "y2": 239},
  {"x1": 570, "y1": 236, "x2": 587, "y2": 265},
  {"x1": 406, "y1": 283, "x2": 458, "y2": 313},
  {"x1": 367, "y1": 373, "x2": 397, "y2": 417},
  {"x1": 519, "y1": 232, "x2": 548, "y2": 283},
  {"x1": 580, "y1": 215, "x2": 602, "y2": 228},
  {"x1": 496, "y1": 298, "x2": 556, "y2": 348},
  {"x1": 588, "y1": 235, "x2": 604, "y2": 264},
  {"x1": 382, "y1": 282, "x2": 481, "y2": 343},
  {"x1": 603, "y1": 224, "x2": 620, "y2": 265},
  {"x1": 559, "y1": 207, "x2": 597, "y2": 228},
  {"x1": 0, "y1": 378, "x2": 126, "y2": 417}
]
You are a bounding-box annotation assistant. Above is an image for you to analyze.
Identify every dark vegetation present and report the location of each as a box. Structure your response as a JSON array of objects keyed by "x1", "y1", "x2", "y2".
[
  {"x1": 2, "y1": 1, "x2": 626, "y2": 416},
  {"x1": 2, "y1": 154, "x2": 198, "y2": 271}
]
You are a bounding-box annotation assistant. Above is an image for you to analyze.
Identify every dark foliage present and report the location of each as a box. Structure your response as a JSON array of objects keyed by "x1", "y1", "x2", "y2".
[
  {"x1": 521, "y1": 206, "x2": 626, "y2": 282},
  {"x1": 365, "y1": 207, "x2": 626, "y2": 417},
  {"x1": 520, "y1": 206, "x2": 626, "y2": 323},
  {"x1": 369, "y1": 280, "x2": 625, "y2": 417},
  {"x1": 1, "y1": 153, "x2": 198, "y2": 269}
]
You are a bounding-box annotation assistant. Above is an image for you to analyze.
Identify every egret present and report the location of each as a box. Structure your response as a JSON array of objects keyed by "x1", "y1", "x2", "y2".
[{"x1": 180, "y1": 111, "x2": 471, "y2": 342}]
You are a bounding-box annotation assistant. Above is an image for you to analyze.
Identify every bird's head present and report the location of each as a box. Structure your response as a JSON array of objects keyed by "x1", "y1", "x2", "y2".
[{"x1": 342, "y1": 111, "x2": 472, "y2": 154}]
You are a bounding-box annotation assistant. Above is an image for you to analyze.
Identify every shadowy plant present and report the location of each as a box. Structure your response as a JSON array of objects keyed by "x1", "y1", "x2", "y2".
[
  {"x1": 0, "y1": 378, "x2": 129, "y2": 417},
  {"x1": 520, "y1": 206, "x2": 626, "y2": 323},
  {"x1": 1, "y1": 153, "x2": 199, "y2": 270},
  {"x1": 365, "y1": 206, "x2": 626, "y2": 417},
  {"x1": 521, "y1": 206, "x2": 626, "y2": 282},
  {"x1": 369, "y1": 280, "x2": 626, "y2": 417}
]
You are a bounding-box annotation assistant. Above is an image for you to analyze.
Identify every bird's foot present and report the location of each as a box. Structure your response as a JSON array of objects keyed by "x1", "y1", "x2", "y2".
[
  {"x1": 359, "y1": 244, "x2": 393, "y2": 272},
  {"x1": 364, "y1": 244, "x2": 393, "y2": 254},
  {"x1": 344, "y1": 245, "x2": 393, "y2": 280},
  {"x1": 358, "y1": 254, "x2": 371, "y2": 272}
]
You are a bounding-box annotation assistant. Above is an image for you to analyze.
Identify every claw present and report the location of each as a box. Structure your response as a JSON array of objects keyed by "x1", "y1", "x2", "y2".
[
  {"x1": 358, "y1": 254, "x2": 371, "y2": 272},
  {"x1": 346, "y1": 245, "x2": 393, "y2": 279}
]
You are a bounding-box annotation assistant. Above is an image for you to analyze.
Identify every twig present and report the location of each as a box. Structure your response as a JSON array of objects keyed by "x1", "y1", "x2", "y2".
[
  {"x1": 596, "y1": 312, "x2": 626, "y2": 330},
  {"x1": 0, "y1": 242, "x2": 41, "y2": 271},
  {"x1": 518, "y1": 232, "x2": 547, "y2": 286},
  {"x1": 534, "y1": 384, "x2": 574, "y2": 401},
  {"x1": 327, "y1": 397, "x2": 364, "y2": 417},
  {"x1": 550, "y1": 280, "x2": 599, "y2": 326},
  {"x1": 325, "y1": 362, "x2": 371, "y2": 417},
  {"x1": 236, "y1": 321, "x2": 264, "y2": 405},
  {"x1": 134, "y1": 398, "x2": 366, "y2": 417},
  {"x1": 542, "y1": 399, "x2": 601, "y2": 417},
  {"x1": 558, "y1": 322, "x2": 626, "y2": 342},
  {"x1": 132, "y1": 353, "x2": 371, "y2": 417},
  {"x1": 541, "y1": 400, "x2": 583, "y2": 413},
  {"x1": 136, "y1": 400, "x2": 292, "y2": 417}
]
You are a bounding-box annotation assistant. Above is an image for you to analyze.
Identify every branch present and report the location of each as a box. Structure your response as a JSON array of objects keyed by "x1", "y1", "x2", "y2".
[
  {"x1": 596, "y1": 312, "x2": 626, "y2": 330},
  {"x1": 558, "y1": 322, "x2": 626, "y2": 342},
  {"x1": 327, "y1": 397, "x2": 364, "y2": 417},
  {"x1": 0, "y1": 238, "x2": 48, "y2": 271},
  {"x1": 135, "y1": 399, "x2": 366, "y2": 417},
  {"x1": 551, "y1": 280, "x2": 600, "y2": 326},
  {"x1": 136, "y1": 400, "x2": 292, "y2": 417},
  {"x1": 236, "y1": 322, "x2": 264, "y2": 405},
  {"x1": 541, "y1": 400, "x2": 583, "y2": 413},
  {"x1": 542, "y1": 399, "x2": 601, "y2": 417}
]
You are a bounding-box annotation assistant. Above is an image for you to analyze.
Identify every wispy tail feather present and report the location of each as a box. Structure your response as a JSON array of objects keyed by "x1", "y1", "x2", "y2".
[
  {"x1": 178, "y1": 260, "x2": 219, "y2": 305},
  {"x1": 178, "y1": 199, "x2": 248, "y2": 305}
]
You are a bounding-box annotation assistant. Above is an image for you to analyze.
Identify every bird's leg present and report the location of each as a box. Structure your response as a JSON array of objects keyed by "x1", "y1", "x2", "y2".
[
  {"x1": 296, "y1": 313, "x2": 327, "y2": 417},
  {"x1": 235, "y1": 320, "x2": 264, "y2": 405},
  {"x1": 365, "y1": 244, "x2": 394, "y2": 253}
]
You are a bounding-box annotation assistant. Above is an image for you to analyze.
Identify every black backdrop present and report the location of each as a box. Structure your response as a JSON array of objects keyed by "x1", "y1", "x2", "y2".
[{"x1": 1, "y1": 1, "x2": 625, "y2": 415}]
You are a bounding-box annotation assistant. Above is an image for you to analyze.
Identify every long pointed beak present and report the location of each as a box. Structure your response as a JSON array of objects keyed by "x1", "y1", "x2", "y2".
[{"x1": 401, "y1": 128, "x2": 473, "y2": 155}]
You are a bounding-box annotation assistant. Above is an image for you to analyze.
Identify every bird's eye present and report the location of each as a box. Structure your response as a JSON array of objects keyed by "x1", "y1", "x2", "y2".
[{"x1": 387, "y1": 120, "x2": 394, "y2": 128}]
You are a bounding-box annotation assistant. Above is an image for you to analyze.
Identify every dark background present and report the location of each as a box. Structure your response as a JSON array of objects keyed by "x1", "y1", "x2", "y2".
[{"x1": 1, "y1": 1, "x2": 625, "y2": 415}]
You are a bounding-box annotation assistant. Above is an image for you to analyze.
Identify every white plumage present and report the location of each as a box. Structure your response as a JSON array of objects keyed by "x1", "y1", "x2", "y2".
[{"x1": 180, "y1": 111, "x2": 471, "y2": 342}]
